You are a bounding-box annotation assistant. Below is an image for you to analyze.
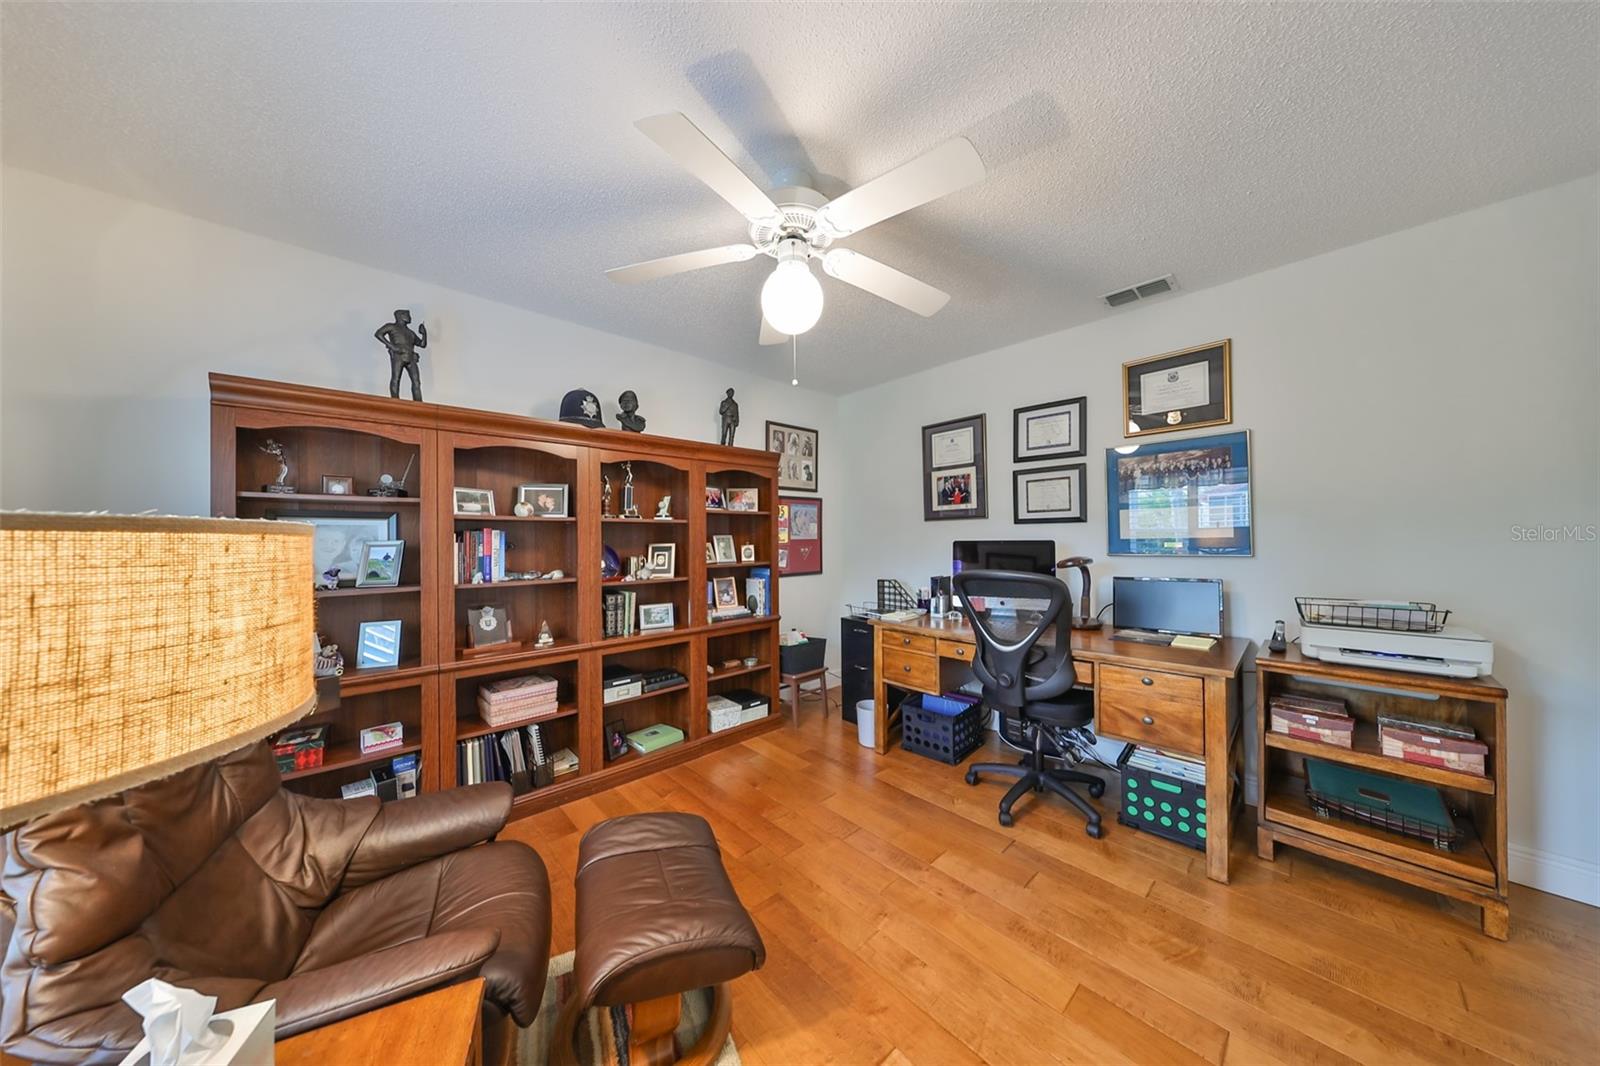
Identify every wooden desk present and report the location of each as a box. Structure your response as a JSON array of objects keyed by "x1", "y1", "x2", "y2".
[
  {"x1": 275, "y1": 978, "x2": 485, "y2": 1066},
  {"x1": 870, "y1": 614, "x2": 1248, "y2": 882}
]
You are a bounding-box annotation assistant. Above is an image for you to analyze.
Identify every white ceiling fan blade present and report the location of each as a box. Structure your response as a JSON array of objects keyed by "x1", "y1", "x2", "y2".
[
  {"x1": 759, "y1": 315, "x2": 787, "y2": 345},
  {"x1": 816, "y1": 137, "x2": 985, "y2": 237},
  {"x1": 635, "y1": 112, "x2": 779, "y2": 222},
  {"x1": 605, "y1": 244, "x2": 759, "y2": 284},
  {"x1": 822, "y1": 249, "x2": 950, "y2": 317}
]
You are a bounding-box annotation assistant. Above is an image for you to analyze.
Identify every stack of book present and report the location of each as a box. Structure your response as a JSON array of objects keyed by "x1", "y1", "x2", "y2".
[
  {"x1": 477, "y1": 673, "x2": 560, "y2": 726},
  {"x1": 454, "y1": 528, "x2": 508, "y2": 584},
  {"x1": 603, "y1": 588, "x2": 639, "y2": 637}
]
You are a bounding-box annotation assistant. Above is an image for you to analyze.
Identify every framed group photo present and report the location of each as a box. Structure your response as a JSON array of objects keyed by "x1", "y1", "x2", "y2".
[
  {"x1": 767, "y1": 421, "x2": 818, "y2": 493},
  {"x1": 1123, "y1": 339, "x2": 1232, "y2": 438},
  {"x1": 922, "y1": 413, "x2": 987, "y2": 521},
  {"x1": 1105, "y1": 430, "x2": 1252, "y2": 556}
]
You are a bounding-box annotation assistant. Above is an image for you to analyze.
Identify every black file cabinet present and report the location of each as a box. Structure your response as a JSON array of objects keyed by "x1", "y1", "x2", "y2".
[{"x1": 840, "y1": 615, "x2": 875, "y2": 723}]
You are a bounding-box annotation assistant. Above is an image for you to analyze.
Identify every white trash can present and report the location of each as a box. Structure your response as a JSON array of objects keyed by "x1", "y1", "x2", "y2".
[{"x1": 855, "y1": 700, "x2": 875, "y2": 748}]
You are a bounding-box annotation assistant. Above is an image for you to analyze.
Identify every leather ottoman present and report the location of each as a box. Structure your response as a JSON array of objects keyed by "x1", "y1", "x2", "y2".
[{"x1": 553, "y1": 813, "x2": 764, "y2": 1066}]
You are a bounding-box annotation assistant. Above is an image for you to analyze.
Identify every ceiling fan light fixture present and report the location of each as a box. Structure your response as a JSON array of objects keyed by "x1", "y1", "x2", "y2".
[{"x1": 760, "y1": 241, "x2": 823, "y2": 336}]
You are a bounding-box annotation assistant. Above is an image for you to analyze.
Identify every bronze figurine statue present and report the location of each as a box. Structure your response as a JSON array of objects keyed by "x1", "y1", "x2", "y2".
[
  {"x1": 375, "y1": 309, "x2": 427, "y2": 401},
  {"x1": 718, "y1": 388, "x2": 739, "y2": 447}
]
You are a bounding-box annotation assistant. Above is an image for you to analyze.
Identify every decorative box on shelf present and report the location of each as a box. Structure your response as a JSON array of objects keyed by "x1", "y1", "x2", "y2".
[
  {"x1": 272, "y1": 724, "x2": 328, "y2": 774},
  {"x1": 1268, "y1": 694, "x2": 1353, "y2": 748},
  {"x1": 708, "y1": 695, "x2": 743, "y2": 734},
  {"x1": 358, "y1": 721, "x2": 405, "y2": 755},
  {"x1": 1378, "y1": 716, "x2": 1488, "y2": 776}
]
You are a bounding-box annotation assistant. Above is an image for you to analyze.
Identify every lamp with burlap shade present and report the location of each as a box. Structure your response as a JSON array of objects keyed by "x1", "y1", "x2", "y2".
[{"x1": 0, "y1": 512, "x2": 315, "y2": 826}]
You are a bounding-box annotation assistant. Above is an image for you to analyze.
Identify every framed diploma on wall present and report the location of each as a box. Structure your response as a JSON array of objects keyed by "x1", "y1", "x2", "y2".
[
  {"x1": 922, "y1": 413, "x2": 987, "y2": 521},
  {"x1": 1122, "y1": 340, "x2": 1231, "y2": 438},
  {"x1": 1012, "y1": 396, "x2": 1086, "y2": 462},
  {"x1": 1014, "y1": 463, "x2": 1087, "y2": 524}
]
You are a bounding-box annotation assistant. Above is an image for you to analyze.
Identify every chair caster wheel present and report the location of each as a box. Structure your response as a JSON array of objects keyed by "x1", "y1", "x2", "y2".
[
  {"x1": 1084, "y1": 822, "x2": 1103, "y2": 839},
  {"x1": 964, "y1": 770, "x2": 979, "y2": 786},
  {"x1": 1088, "y1": 780, "x2": 1105, "y2": 798},
  {"x1": 998, "y1": 812, "x2": 1014, "y2": 828}
]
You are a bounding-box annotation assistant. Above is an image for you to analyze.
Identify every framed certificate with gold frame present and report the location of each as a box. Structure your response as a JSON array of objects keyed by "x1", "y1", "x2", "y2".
[{"x1": 1122, "y1": 340, "x2": 1231, "y2": 438}]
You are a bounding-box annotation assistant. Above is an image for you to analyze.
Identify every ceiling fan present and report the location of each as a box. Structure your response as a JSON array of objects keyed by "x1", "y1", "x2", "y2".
[{"x1": 605, "y1": 112, "x2": 986, "y2": 343}]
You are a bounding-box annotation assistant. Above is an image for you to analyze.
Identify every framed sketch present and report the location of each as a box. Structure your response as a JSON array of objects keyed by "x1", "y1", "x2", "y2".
[
  {"x1": 646, "y1": 542, "x2": 676, "y2": 578},
  {"x1": 272, "y1": 511, "x2": 399, "y2": 585},
  {"x1": 1105, "y1": 430, "x2": 1252, "y2": 556},
  {"x1": 639, "y1": 602, "x2": 676, "y2": 632},
  {"x1": 453, "y1": 487, "x2": 495, "y2": 516},
  {"x1": 1123, "y1": 340, "x2": 1231, "y2": 438},
  {"x1": 355, "y1": 539, "x2": 405, "y2": 586},
  {"x1": 922, "y1": 414, "x2": 986, "y2": 520},
  {"x1": 712, "y1": 534, "x2": 737, "y2": 563},
  {"x1": 1013, "y1": 396, "x2": 1086, "y2": 462},
  {"x1": 356, "y1": 619, "x2": 402, "y2": 669},
  {"x1": 777, "y1": 496, "x2": 822, "y2": 576},
  {"x1": 767, "y1": 421, "x2": 819, "y2": 493},
  {"x1": 1014, "y1": 464, "x2": 1086, "y2": 524},
  {"x1": 516, "y1": 483, "x2": 568, "y2": 517}
]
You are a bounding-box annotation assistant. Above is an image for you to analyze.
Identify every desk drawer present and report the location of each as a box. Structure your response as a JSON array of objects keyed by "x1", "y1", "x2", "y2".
[
  {"x1": 1098, "y1": 664, "x2": 1205, "y2": 754},
  {"x1": 882, "y1": 647, "x2": 939, "y2": 693},
  {"x1": 938, "y1": 639, "x2": 974, "y2": 662},
  {"x1": 884, "y1": 630, "x2": 937, "y2": 655}
]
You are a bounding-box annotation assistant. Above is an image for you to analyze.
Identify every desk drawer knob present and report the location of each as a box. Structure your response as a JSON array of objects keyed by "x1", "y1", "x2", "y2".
[
  {"x1": 1141, "y1": 715, "x2": 1155, "y2": 725},
  {"x1": 1141, "y1": 676, "x2": 1154, "y2": 686},
  {"x1": 903, "y1": 664, "x2": 913, "y2": 673},
  {"x1": 901, "y1": 637, "x2": 912, "y2": 646}
]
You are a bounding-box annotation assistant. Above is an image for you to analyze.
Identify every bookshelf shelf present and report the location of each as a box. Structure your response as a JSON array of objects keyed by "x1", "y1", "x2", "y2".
[
  {"x1": 602, "y1": 576, "x2": 687, "y2": 586},
  {"x1": 237, "y1": 492, "x2": 421, "y2": 505},
  {"x1": 455, "y1": 704, "x2": 581, "y2": 740},
  {"x1": 1264, "y1": 724, "x2": 1494, "y2": 795},
  {"x1": 601, "y1": 682, "x2": 690, "y2": 708},
  {"x1": 705, "y1": 509, "x2": 771, "y2": 517},
  {"x1": 707, "y1": 661, "x2": 772, "y2": 683},
  {"x1": 453, "y1": 514, "x2": 577, "y2": 524},
  {"x1": 707, "y1": 560, "x2": 771, "y2": 570},
  {"x1": 454, "y1": 577, "x2": 578, "y2": 590},
  {"x1": 602, "y1": 517, "x2": 688, "y2": 525},
  {"x1": 316, "y1": 584, "x2": 422, "y2": 599}
]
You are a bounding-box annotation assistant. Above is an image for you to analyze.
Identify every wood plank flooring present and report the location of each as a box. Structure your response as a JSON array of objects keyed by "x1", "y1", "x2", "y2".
[{"x1": 501, "y1": 697, "x2": 1600, "y2": 1065}]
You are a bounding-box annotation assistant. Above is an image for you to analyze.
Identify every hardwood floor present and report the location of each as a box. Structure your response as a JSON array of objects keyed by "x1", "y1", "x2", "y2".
[{"x1": 502, "y1": 696, "x2": 1600, "y2": 1065}]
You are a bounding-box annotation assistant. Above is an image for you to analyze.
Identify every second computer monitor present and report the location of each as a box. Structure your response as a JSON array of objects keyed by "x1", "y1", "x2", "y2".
[{"x1": 1112, "y1": 576, "x2": 1223, "y2": 638}]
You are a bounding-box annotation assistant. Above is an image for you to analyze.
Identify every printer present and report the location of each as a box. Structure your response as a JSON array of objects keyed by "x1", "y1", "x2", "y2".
[{"x1": 1299, "y1": 622, "x2": 1494, "y2": 679}]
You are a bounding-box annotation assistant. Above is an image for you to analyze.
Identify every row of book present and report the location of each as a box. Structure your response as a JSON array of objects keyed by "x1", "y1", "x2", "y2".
[
  {"x1": 603, "y1": 589, "x2": 642, "y2": 638},
  {"x1": 457, "y1": 721, "x2": 578, "y2": 792},
  {"x1": 454, "y1": 528, "x2": 509, "y2": 584},
  {"x1": 478, "y1": 672, "x2": 560, "y2": 726}
]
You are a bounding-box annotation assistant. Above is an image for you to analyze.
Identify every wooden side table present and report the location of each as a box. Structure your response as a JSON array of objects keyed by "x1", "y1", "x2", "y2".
[
  {"x1": 780, "y1": 667, "x2": 831, "y2": 723},
  {"x1": 275, "y1": 977, "x2": 485, "y2": 1066}
]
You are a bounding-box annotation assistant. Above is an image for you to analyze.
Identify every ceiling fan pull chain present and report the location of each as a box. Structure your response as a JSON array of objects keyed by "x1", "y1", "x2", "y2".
[{"x1": 791, "y1": 335, "x2": 799, "y2": 387}]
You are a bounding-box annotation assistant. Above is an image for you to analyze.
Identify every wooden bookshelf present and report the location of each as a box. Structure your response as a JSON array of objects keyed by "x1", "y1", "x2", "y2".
[{"x1": 210, "y1": 373, "x2": 781, "y2": 816}]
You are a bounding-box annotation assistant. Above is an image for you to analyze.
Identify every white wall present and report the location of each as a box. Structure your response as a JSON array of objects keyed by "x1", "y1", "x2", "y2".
[
  {"x1": 838, "y1": 175, "x2": 1600, "y2": 904},
  {"x1": 0, "y1": 167, "x2": 843, "y2": 656}
]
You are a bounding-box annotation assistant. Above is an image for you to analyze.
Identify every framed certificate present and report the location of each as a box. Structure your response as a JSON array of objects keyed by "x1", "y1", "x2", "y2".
[
  {"x1": 921, "y1": 413, "x2": 986, "y2": 521},
  {"x1": 1013, "y1": 396, "x2": 1086, "y2": 462},
  {"x1": 1122, "y1": 340, "x2": 1231, "y2": 438},
  {"x1": 1014, "y1": 463, "x2": 1087, "y2": 524}
]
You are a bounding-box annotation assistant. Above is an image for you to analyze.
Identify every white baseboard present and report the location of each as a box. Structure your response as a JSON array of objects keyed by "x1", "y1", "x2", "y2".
[{"x1": 1509, "y1": 845, "x2": 1600, "y2": 906}]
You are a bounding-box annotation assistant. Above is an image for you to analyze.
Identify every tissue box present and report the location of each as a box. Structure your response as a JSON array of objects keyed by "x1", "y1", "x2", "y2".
[{"x1": 118, "y1": 1000, "x2": 275, "y2": 1066}]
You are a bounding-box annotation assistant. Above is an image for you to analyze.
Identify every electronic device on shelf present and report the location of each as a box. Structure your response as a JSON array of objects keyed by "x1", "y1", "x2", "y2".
[
  {"x1": 952, "y1": 540, "x2": 1056, "y2": 613},
  {"x1": 641, "y1": 668, "x2": 687, "y2": 693},
  {"x1": 1111, "y1": 576, "x2": 1223, "y2": 642},
  {"x1": 1295, "y1": 597, "x2": 1492, "y2": 678}
]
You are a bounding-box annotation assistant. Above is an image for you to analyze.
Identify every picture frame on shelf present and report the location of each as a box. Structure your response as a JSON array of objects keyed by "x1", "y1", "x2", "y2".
[
  {"x1": 705, "y1": 486, "x2": 727, "y2": 510},
  {"x1": 767, "y1": 420, "x2": 818, "y2": 493},
  {"x1": 453, "y1": 487, "x2": 495, "y2": 516},
  {"x1": 321, "y1": 475, "x2": 355, "y2": 495},
  {"x1": 705, "y1": 541, "x2": 716, "y2": 563},
  {"x1": 271, "y1": 511, "x2": 399, "y2": 585},
  {"x1": 466, "y1": 604, "x2": 512, "y2": 647},
  {"x1": 1013, "y1": 464, "x2": 1087, "y2": 524},
  {"x1": 725, "y1": 488, "x2": 760, "y2": 512},
  {"x1": 1013, "y1": 396, "x2": 1086, "y2": 462},
  {"x1": 777, "y1": 496, "x2": 822, "y2": 576},
  {"x1": 711, "y1": 576, "x2": 739, "y2": 609},
  {"x1": 1105, "y1": 429, "x2": 1253, "y2": 556},
  {"x1": 355, "y1": 538, "x2": 405, "y2": 586},
  {"x1": 646, "y1": 542, "x2": 676, "y2": 578},
  {"x1": 922, "y1": 414, "x2": 986, "y2": 520},
  {"x1": 355, "y1": 619, "x2": 402, "y2": 669},
  {"x1": 1123, "y1": 339, "x2": 1232, "y2": 437},
  {"x1": 639, "y1": 602, "x2": 676, "y2": 632},
  {"x1": 712, "y1": 534, "x2": 737, "y2": 563},
  {"x1": 515, "y1": 483, "x2": 569, "y2": 517},
  {"x1": 739, "y1": 543, "x2": 757, "y2": 562}
]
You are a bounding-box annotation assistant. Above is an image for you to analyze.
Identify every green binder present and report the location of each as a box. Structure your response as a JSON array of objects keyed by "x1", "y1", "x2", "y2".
[
  {"x1": 627, "y1": 723, "x2": 686, "y2": 754},
  {"x1": 1305, "y1": 758, "x2": 1458, "y2": 847}
]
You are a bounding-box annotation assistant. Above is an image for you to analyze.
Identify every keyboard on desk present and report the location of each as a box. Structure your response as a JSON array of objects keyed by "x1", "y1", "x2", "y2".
[{"x1": 1112, "y1": 628, "x2": 1174, "y2": 646}]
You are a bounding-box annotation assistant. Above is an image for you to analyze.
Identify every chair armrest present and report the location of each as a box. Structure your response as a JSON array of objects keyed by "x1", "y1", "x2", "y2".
[
  {"x1": 264, "y1": 928, "x2": 500, "y2": 1039},
  {"x1": 343, "y1": 783, "x2": 512, "y2": 889}
]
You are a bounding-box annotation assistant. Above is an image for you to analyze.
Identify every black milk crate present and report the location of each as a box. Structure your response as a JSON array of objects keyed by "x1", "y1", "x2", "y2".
[
  {"x1": 1116, "y1": 745, "x2": 1208, "y2": 851},
  {"x1": 901, "y1": 693, "x2": 984, "y2": 765},
  {"x1": 779, "y1": 637, "x2": 826, "y2": 675}
]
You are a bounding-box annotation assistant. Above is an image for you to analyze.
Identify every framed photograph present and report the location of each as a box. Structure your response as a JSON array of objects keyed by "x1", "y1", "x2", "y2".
[
  {"x1": 1014, "y1": 464, "x2": 1087, "y2": 524},
  {"x1": 767, "y1": 421, "x2": 818, "y2": 493},
  {"x1": 646, "y1": 542, "x2": 676, "y2": 578},
  {"x1": 712, "y1": 534, "x2": 737, "y2": 564},
  {"x1": 711, "y1": 576, "x2": 739, "y2": 609},
  {"x1": 272, "y1": 511, "x2": 399, "y2": 585},
  {"x1": 1123, "y1": 339, "x2": 1232, "y2": 438},
  {"x1": 453, "y1": 487, "x2": 495, "y2": 516},
  {"x1": 705, "y1": 541, "x2": 716, "y2": 563},
  {"x1": 777, "y1": 496, "x2": 822, "y2": 576},
  {"x1": 725, "y1": 487, "x2": 760, "y2": 512},
  {"x1": 705, "y1": 486, "x2": 727, "y2": 510},
  {"x1": 321, "y1": 475, "x2": 355, "y2": 496},
  {"x1": 1106, "y1": 430, "x2": 1252, "y2": 556},
  {"x1": 639, "y1": 602, "x2": 676, "y2": 632},
  {"x1": 1013, "y1": 396, "x2": 1086, "y2": 462},
  {"x1": 739, "y1": 543, "x2": 757, "y2": 562},
  {"x1": 355, "y1": 538, "x2": 405, "y2": 586},
  {"x1": 516, "y1": 483, "x2": 568, "y2": 517},
  {"x1": 922, "y1": 414, "x2": 986, "y2": 520},
  {"x1": 466, "y1": 604, "x2": 511, "y2": 647},
  {"x1": 355, "y1": 619, "x2": 402, "y2": 669}
]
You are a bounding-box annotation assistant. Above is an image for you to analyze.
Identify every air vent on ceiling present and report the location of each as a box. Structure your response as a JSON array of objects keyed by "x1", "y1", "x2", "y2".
[{"x1": 1102, "y1": 274, "x2": 1177, "y2": 308}]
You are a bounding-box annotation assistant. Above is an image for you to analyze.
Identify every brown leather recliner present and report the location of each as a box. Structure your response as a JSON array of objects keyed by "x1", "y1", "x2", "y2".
[{"x1": 0, "y1": 740, "x2": 551, "y2": 1064}]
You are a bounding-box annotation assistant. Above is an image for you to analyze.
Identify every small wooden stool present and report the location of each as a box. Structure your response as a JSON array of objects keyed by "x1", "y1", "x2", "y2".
[{"x1": 779, "y1": 667, "x2": 831, "y2": 724}]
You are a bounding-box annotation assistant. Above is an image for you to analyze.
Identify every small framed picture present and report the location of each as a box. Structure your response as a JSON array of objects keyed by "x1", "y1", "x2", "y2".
[
  {"x1": 516, "y1": 483, "x2": 569, "y2": 517},
  {"x1": 778, "y1": 547, "x2": 789, "y2": 568},
  {"x1": 1013, "y1": 396, "x2": 1086, "y2": 462},
  {"x1": 322, "y1": 475, "x2": 355, "y2": 495},
  {"x1": 922, "y1": 414, "x2": 986, "y2": 521},
  {"x1": 1123, "y1": 340, "x2": 1232, "y2": 437},
  {"x1": 712, "y1": 534, "x2": 737, "y2": 563},
  {"x1": 467, "y1": 604, "x2": 511, "y2": 647},
  {"x1": 1013, "y1": 463, "x2": 1087, "y2": 524},
  {"x1": 739, "y1": 543, "x2": 757, "y2": 562},
  {"x1": 705, "y1": 486, "x2": 727, "y2": 510},
  {"x1": 712, "y1": 576, "x2": 739, "y2": 609},
  {"x1": 639, "y1": 602, "x2": 676, "y2": 632},
  {"x1": 453, "y1": 487, "x2": 495, "y2": 516},
  {"x1": 355, "y1": 538, "x2": 405, "y2": 586},
  {"x1": 767, "y1": 421, "x2": 819, "y2": 493},
  {"x1": 356, "y1": 619, "x2": 402, "y2": 669},
  {"x1": 725, "y1": 488, "x2": 760, "y2": 512},
  {"x1": 646, "y1": 542, "x2": 676, "y2": 578},
  {"x1": 705, "y1": 541, "x2": 716, "y2": 563}
]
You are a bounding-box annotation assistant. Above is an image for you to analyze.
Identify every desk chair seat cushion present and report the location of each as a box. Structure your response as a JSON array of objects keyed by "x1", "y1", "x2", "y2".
[{"x1": 1018, "y1": 687, "x2": 1094, "y2": 728}]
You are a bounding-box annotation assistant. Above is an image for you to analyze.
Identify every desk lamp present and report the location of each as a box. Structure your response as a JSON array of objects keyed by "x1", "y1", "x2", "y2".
[
  {"x1": 1056, "y1": 556, "x2": 1102, "y2": 630},
  {"x1": 0, "y1": 513, "x2": 315, "y2": 826}
]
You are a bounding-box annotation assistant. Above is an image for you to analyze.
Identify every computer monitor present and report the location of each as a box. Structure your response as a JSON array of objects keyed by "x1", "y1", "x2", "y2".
[
  {"x1": 952, "y1": 541, "x2": 1057, "y2": 613},
  {"x1": 1112, "y1": 576, "x2": 1223, "y2": 638}
]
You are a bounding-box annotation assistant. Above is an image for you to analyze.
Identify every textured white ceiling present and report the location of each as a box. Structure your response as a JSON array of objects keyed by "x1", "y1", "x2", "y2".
[{"x1": 3, "y1": 2, "x2": 1596, "y2": 393}]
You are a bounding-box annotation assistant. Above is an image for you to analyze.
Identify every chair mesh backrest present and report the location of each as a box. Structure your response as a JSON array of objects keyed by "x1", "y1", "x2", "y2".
[{"x1": 952, "y1": 569, "x2": 1075, "y2": 709}]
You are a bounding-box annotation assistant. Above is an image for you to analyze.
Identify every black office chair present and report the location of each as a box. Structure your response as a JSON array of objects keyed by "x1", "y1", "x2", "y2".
[{"x1": 954, "y1": 569, "x2": 1105, "y2": 836}]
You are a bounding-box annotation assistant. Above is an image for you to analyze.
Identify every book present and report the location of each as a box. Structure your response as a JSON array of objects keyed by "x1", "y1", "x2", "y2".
[
  {"x1": 550, "y1": 746, "x2": 578, "y2": 776},
  {"x1": 627, "y1": 723, "x2": 686, "y2": 754}
]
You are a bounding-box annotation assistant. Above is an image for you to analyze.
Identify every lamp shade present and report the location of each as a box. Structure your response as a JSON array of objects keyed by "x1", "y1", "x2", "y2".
[{"x1": 0, "y1": 513, "x2": 315, "y2": 826}]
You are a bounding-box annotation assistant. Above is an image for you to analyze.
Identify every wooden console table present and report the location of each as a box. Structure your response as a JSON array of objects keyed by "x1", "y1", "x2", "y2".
[
  {"x1": 1255, "y1": 644, "x2": 1510, "y2": 938},
  {"x1": 869, "y1": 614, "x2": 1247, "y2": 882}
]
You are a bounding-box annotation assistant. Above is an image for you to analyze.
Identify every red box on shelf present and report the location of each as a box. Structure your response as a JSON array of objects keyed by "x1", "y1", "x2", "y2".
[{"x1": 272, "y1": 724, "x2": 328, "y2": 774}]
